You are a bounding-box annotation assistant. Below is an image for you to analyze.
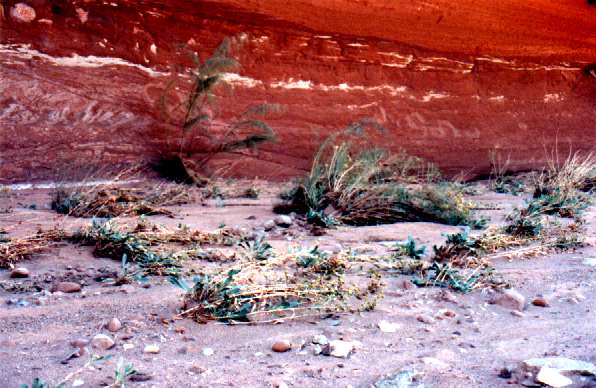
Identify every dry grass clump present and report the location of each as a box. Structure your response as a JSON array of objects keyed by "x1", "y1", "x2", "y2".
[
  {"x1": 506, "y1": 152, "x2": 595, "y2": 238},
  {"x1": 51, "y1": 184, "x2": 195, "y2": 218},
  {"x1": 277, "y1": 139, "x2": 485, "y2": 228},
  {"x1": 0, "y1": 229, "x2": 65, "y2": 268}
]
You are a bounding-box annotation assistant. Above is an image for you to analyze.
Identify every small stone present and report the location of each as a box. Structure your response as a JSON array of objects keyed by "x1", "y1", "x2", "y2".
[
  {"x1": 10, "y1": 267, "x2": 30, "y2": 278},
  {"x1": 263, "y1": 220, "x2": 276, "y2": 231},
  {"x1": 416, "y1": 314, "x2": 435, "y2": 324},
  {"x1": 107, "y1": 318, "x2": 122, "y2": 332},
  {"x1": 53, "y1": 282, "x2": 81, "y2": 293},
  {"x1": 511, "y1": 310, "x2": 525, "y2": 317},
  {"x1": 120, "y1": 285, "x2": 135, "y2": 294},
  {"x1": 91, "y1": 334, "x2": 115, "y2": 350},
  {"x1": 322, "y1": 340, "x2": 354, "y2": 358},
  {"x1": 143, "y1": 344, "x2": 160, "y2": 354},
  {"x1": 374, "y1": 370, "x2": 417, "y2": 388},
  {"x1": 189, "y1": 363, "x2": 206, "y2": 374},
  {"x1": 313, "y1": 344, "x2": 323, "y2": 355},
  {"x1": 272, "y1": 340, "x2": 291, "y2": 353},
  {"x1": 202, "y1": 347, "x2": 214, "y2": 356},
  {"x1": 490, "y1": 288, "x2": 526, "y2": 311},
  {"x1": 312, "y1": 334, "x2": 329, "y2": 345},
  {"x1": 70, "y1": 339, "x2": 89, "y2": 348},
  {"x1": 498, "y1": 367, "x2": 513, "y2": 379},
  {"x1": 531, "y1": 296, "x2": 549, "y2": 307},
  {"x1": 10, "y1": 3, "x2": 36, "y2": 23},
  {"x1": 274, "y1": 215, "x2": 293, "y2": 227},
  {"x1": 399, "y1": 279, "x2": 415, "y2": 290},
  {"x1": 378, "y1": 320, "x2": 400, "y2": 333},
  {"x1": 536, "y1": 366, "x2": 573, "y2": 387},
  {"x1": 123, "y1": 343, "x2": 135, "y2": 351},
  {"x1": 523, "y1": 357, "x2": 596, "y2": 375}
]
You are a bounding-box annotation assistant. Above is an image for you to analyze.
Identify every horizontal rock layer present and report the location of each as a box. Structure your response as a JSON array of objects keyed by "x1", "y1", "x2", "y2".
[{"x1": 1, "y1": 0, "x2": 595, "y2": 182}]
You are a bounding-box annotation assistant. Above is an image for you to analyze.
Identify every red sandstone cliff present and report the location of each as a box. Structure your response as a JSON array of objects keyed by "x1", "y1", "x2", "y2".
[{"x1": 1, "y1": 0, "x2": 595, "y2": 182}]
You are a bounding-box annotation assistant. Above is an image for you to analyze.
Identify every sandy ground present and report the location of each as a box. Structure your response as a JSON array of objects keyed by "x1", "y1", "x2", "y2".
[{"x1": 0, "y1": 181, "x2": 594, "y2": 387}]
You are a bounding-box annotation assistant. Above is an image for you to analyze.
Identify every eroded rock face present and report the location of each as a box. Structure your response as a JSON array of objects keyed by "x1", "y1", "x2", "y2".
[{"x1": 1, "y1": 0, "x2": 595, "y2": 182}]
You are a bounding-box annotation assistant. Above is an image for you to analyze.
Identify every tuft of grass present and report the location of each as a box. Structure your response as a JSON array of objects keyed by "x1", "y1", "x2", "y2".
[{"x1": 278, "y1": 136, "x2": 485, "y2": 228}]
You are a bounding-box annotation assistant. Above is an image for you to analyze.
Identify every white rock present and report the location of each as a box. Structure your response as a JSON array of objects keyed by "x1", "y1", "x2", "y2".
[
  {"x1": 378, "y1": 320, "x2": 400, "y2": 333},
  {"x1": 536, "y1": 366, "x2": 573, "y2": 387},
  {"x1": 490, "y1": 288, "x2": 526, "y2": 311},
  {"x1": 274, "y1": 215, "x2": 293, "y2": 227},
  {"x1": 312, "y1": 334, "x2": 329, "y2": 345},
  {"x1": 583, "y1": 258, "x2": 596, "y2": 266},
  {"x1": 523, "y1": 357, "x2": 596, "y2": 375},
  {"x1": 323, "y1": 340, "x2": 354, "y2": 358},
  {"x1": 144, "y1": 344, "x2": 160, "y2": 354},
  {"x1": 202, "y1": 347, "x2": 214, "y2": 356},
  {"x1": 91, "y1": 334, "x2": 114, "y2": 350},
  {"x1": 263, "y1": 220, "x2": 276, "y2": 231},
  {"x1": 123, "y1": 343, "x2": 135, "y2": 351}
]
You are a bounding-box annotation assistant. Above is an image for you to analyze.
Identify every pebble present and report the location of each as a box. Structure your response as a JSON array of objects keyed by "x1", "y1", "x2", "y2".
[
  {"x1": 271, "y1": 340, "x2": 292, "y2": 353},
  {"x1": 312, "y1": 334, "x2": 329, "y2": 345},
  {"x1": 531, "y1": 296, "x2": 550, "y2": 307},
  {"x1": 91, "y1": 334, "x2": 115, "y2": 350},
  {"x1": 10, "y1": 267, "x2": 30, "y2": 278},
  {"x1": 53, "y1": 282, "x2": 82, "y2": 293},
  {"x1": 107, "y1": 318, "x2": 122, "y2": 332},
  {"x1": 416, "y1": 314, "x2": 435, "y2": 324},
  {"x1": 143, "y1": 344, "x2": 160, "y2": 354},
  {"x1": 263, "y1": 220, "x2": 276, "y2": 231},
  {"x1": 490, "y1": 288, "x2": 526, "y2": 311},
  {"x1": 378, "y1": 320, "x2": 400, "y2": 333},
  {"x1": 10, "y1": 3, "x2": 36, "y2": 23},
  {"x1": 70, "y1": 339, "x2": 89, "y2": 348},
  {"x1": 322, "y1": 340, "x2": 354, "y2": 358},
  {"x1": 202, "y1": 347, "x2": 214, "y2": 356},
  {"x1": 274, "y1": 215, "x2": 293, "y2": 227}
]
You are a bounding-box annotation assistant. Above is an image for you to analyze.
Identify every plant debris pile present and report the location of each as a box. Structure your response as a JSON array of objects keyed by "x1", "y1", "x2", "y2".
[
  {"x1": 51, "y1": 184, "x2": 194, "y2": 218},
  {"x1": 0, "y1": 229, "x2": 65, "y2": 269}
]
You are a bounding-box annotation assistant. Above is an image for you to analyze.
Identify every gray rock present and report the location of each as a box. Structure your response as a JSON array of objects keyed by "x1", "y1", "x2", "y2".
[
  {"x1": 91, "y1": 334, "x2": 115, "y2": 350},
  {"x1": 490, "y1": 288, "x2": 526, "y2": 311},
  {"x1": 374, "y1": 370, "x2": 420, "y2": 388},
  {"x1": 312, "y1": 334, "x2": 329, "y2": 345},
  {"x1": 523, "y1": 357, "x2": 596, "y2": 375},
  {"x1": 274, "y1": 215, "x2": 293, "y2": 227},
  {"x1": 263, "y1": 220, "x2": 276, "y2": 231}
]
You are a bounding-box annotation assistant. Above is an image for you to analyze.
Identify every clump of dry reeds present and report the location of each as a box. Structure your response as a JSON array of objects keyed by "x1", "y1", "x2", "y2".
[
  {"x1": 51, "y1": 184, "x2": 195, "y2": 218},
  {"x1": 0, "y1": 229, "x2": 66, "y2": 268}
]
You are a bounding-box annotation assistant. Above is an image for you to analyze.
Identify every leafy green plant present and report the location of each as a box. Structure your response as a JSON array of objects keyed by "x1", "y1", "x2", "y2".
[
  {"x1": 157, "y1": 38, "x2": 277, "y2": 183},
  {"x1": 171, "y1": 268, "x2": 346, "y2": 323},
  {"x1": 240, "y1": 235, "x2": 273, "y2": 261},
  {"x1": 413, "y1": 262, "x2": 481, "y2": 293},
  {"x1": 295, "y1": 246, "x2": 347, "y2": 275},
  {"x1": 21, "y1": 379, "x2": 65, "y2": 388},
  {"x1": 392, "y1": 236, "x2": 426, "y2": 259},
  {"x1": 73, "y1": 220, "x2": 182, "y2": 277},
  {"x1": 111, "y1": 357, "x2": 137, "y2": 388}
]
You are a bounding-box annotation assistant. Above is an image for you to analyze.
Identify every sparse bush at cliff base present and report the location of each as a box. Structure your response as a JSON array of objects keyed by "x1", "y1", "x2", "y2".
[
  {"x1": 276, "y1": 136, "x2": 486, "y2": 228},
  {"x1": 157, "y1": 38, "x2": 276, "y2": 184}
]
